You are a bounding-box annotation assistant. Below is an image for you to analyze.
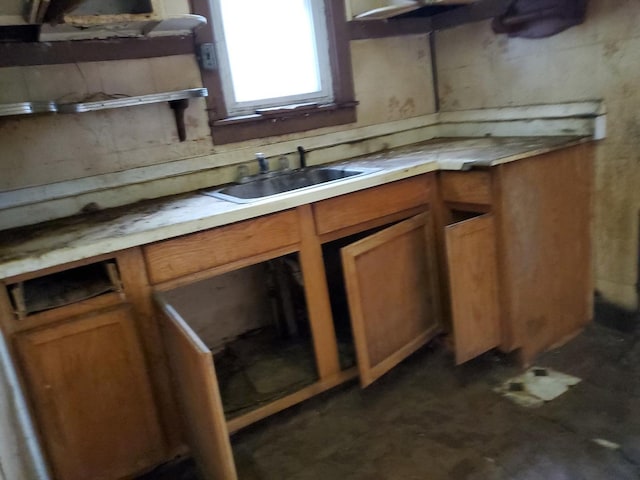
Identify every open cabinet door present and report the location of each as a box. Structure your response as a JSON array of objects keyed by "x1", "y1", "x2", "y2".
[
  {"x1": 445, "y1": 213, "x2": 501, "y2": 364},
  {"x1": 155, "y1": 294, "x2": 238, "y2": 480},
  {"x1": 341, "y1": 213, "x2": 441, "y2": 388}
]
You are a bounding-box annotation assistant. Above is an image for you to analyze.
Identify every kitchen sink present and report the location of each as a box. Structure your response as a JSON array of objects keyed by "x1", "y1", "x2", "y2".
[{"x1": 204, "y1": 166, "x2": 379, "y2": 203}]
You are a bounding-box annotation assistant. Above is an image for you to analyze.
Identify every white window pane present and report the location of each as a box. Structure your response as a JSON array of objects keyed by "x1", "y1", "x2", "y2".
[{"x1": 218, "y1": 0, "x2": 322, "y2": 103}]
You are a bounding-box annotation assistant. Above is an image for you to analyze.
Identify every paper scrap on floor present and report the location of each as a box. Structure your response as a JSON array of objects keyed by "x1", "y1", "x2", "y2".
[{"x1": 495, "y1": 367, "x2": 581, "y2": 407}]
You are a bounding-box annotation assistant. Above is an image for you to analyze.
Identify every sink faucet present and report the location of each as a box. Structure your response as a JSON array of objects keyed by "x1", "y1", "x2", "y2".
[
  {"x1": 256, "y1": 153, "x2": 269, "y2": 174},
  {"x1": 297, "y1": 146, "x2": 306, "y2": 169}
]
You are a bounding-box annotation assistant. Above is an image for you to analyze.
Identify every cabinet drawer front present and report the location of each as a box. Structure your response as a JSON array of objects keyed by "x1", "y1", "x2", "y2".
[
  {"x1": 313, "y1": 176, "x2": 430, "y2": 236},
  {"x1": 144, "y1": 210, "x2": 301, "y2": 284},
  {"x1": 440, "y1": 171, "x2": 492, "y2": 205}
]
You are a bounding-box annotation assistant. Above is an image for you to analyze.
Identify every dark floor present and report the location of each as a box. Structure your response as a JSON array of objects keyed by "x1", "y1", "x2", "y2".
[{"x1": 140, "y1": 321, "x2": 640, "y2": 480}]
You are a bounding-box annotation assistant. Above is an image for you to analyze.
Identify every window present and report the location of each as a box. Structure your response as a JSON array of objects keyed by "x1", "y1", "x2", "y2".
[
  {"x1": 212, "y1": 0, "x2": 333, "y2": 116},
  {"x1": 192, "y1": 0, "x2": 357, "y2": 144}
]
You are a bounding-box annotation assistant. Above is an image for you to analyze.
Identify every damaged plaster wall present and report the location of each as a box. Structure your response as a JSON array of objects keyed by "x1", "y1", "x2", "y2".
[
  {"x1": 162, "y1": 265, "x2": 274, "y2": 353},
  {"x1": 0, "y1": 29, "x2": 435, "y2": 478},
  {"x1": 435, "y1": 0, "x2": 640, "y2": 310},
  {"x1": 0, "y1": 0, "x2": 23, "y2": 17},
  {"x1": 0, "y1": 35, "x2": 435, "y2": 229}
]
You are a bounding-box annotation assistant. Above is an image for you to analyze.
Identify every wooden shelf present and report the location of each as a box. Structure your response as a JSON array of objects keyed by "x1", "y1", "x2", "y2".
[
  {"x1": 56, "y1": 88, "x2": 207, "y2": 113},
  {"x1": 0, "y1": 101, "x2": 57, "y2": 117},
  {"x1": 353, "y1": 0, "x2": 477, "y2": 21},
  {"x1": 39, "y1": 14, "x2": 206, "y2": 41},
  {"x1": 348, "y1": 0, "x2": 511, "y2": 40},
  {"x1": 0, "y1": 88, "x2": 208, "y2": 141}
]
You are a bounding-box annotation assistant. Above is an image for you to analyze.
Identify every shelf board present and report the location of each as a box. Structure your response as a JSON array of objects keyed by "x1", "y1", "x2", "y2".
[
  {"x1": 349, "y1": 17, "x2": 432, "y2": 40},
  {"x1": 349, "y1": 0, "x2": 511, "y2": 40},
  {"x1": 353, "y1": 0, "x2": 478, "y2": 21},
  {"x1": 56, "y1": 88, "x2": 208, "y2": 113},
  {"x1": 39, "y1": 13, "x2": 206, "y2": 41},
  {"x1": 0, "y1": 101, "x2": 57, "y2": 117},
  {"x1": 0, "y1": 88, "x2": 208, "y2": 141}
]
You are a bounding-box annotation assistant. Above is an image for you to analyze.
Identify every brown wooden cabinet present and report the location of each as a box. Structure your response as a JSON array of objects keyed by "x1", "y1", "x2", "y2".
[
  {"x1": 149, "y1": 164, "x2": 591, "y2": 480},
  {"x1": 0, "y1": 144, "x2": 593, "y2": 480},
  {"x1": 494, "y1": 145, "x2": 593, "y2": 363},
  {"x1": 438, "y1": 143, "x2": 593, "y2": 365},
  {"x1": 149, "y1": 176, "x2": 444, "y2": 479},
  {"x1": 14, "y1": 304, "x2": 165, "y2": 480},
  {"x1": 0, "y1": 252, "x2": 171, "y2": 480}
]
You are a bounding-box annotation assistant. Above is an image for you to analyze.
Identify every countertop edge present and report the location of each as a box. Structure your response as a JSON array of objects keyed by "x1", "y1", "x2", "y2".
[{"x1": 0, "y1": 137, "x2": 591, "y2": 280}]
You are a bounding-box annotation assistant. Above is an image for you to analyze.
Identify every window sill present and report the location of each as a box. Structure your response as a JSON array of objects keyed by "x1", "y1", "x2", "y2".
[{"x1": 210, "y1": 102, "x2": 358, "y2": 145}]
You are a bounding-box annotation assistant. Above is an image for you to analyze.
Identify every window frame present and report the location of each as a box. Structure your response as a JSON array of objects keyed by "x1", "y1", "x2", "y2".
[
  {"x1": 211, "y1": 0, "x2": 334, "y2": 116},
  {"x1": 191, "y1": 0, "x2": 357, "y2": 145}
]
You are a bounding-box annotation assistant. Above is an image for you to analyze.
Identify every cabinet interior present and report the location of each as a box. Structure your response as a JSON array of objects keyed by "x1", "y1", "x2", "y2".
[{"x1": 161, "y1": 253, "x2": 320, "y2": 420}]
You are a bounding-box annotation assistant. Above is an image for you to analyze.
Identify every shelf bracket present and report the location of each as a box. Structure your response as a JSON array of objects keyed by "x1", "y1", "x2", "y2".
[
  {"x1": 0, "y1": 88, "x2": 208, "y2": 142},
  {"x1": 169, "y1": 98, "x2": 190, "y2": 142}
]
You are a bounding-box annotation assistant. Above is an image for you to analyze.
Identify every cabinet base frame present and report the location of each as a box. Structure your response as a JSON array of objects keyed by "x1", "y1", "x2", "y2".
[{"x1": 227, "y1": 368, "x2": 358, "y2": 434}]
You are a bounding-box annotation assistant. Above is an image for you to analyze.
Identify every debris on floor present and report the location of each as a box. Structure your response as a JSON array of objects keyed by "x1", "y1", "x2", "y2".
[
  {"x1": 495, "y1": 366, "x2": 581, "y2": 407},
  {"x1": 214, "y1": 327, "x2": 318, "y2": 418},
  {"x1": 592, "y1": 438, "x2": 621, "y2": 450},
  {"x1": 139, "y1": 323, "x2": 640, "y2": 480}
]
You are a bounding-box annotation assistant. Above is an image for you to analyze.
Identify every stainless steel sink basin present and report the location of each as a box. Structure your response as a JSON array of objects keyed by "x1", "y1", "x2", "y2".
[{"x1": 204, "y1": 166, "x2": 379, "y2": 203}]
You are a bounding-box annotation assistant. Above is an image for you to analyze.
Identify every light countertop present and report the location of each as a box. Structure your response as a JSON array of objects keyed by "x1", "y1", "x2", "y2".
[{"x1": 0, "y1": 136, "x2": 588, "y2": 279}]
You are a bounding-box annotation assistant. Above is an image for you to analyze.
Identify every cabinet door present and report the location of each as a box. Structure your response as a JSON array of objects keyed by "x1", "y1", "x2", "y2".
[
  {"x1": 15, "y1": 305, "x2": 164, "y2": 480},
  {"x1": 445, "y1": 213, "x2": 501, "y2": 364},
  {"x1": 341, "y1": 213, "x2": 441, "y2": 388},
  {"x1": 155, "y1": 294, "x2": 238, "y2": 480}
]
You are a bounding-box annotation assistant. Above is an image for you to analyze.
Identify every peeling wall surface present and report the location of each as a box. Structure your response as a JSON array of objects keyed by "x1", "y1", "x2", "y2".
[
  {"x1": 436, "y1": 0, "x2": 640, "y2": 310},
  {"x1": 0, "y1": 35, "x2": 434, "y2": 191},
  {"x1": 0, "y1": 31, "x2": 435, "y2": 477},
  {"x1": 0, "y1": 0, "x2": 23, "y2": 17},
  {"x1": 0, "y1": 35, "x2": 434, "y2": 228},
  {"x1": 162, "y1": 265, "x2": 275, "y2": 353}
]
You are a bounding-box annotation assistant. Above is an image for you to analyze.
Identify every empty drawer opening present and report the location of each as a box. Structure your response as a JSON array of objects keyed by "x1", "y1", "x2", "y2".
[
  {"x1": 8, "y1": 260, "x2": 122, "y2": 319},
  {"x1": 448, "y1": 209, "x2": 486, "y2": 225},
  {"x1": 161, "y1": 253, "x2": 318, "y2": 420},
  {"x1": 69, "y1": 0, "x2": 154, "y2": 15}
]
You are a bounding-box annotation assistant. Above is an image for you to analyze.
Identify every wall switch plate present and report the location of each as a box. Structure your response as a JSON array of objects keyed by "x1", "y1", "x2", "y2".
[{"x1": 199, "y1": 43, "x2": 217, "y2": 71}]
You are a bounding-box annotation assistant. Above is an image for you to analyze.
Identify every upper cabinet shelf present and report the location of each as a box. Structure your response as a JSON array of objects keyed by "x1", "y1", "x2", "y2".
[
  {"x1": 348, "y1": 0, "x2": 511, "y2": 40},
  {"x1": 39, "y1": 14, "x2": 206, "y2": 41},
  {"x1": 351, "y1": 0, "x2": 477, "y2": 21},
  {"x1": 28, "y1": 0, "x2": 157, "y2": 24},
  {"x1": 0, "y1": 101, "x2": 57, "y2": 117},
  {"x1": 18, "y1": 0, "x2": 206, "y2": 41},
  {"x1": 0, "y1": 88, "x2": 207, "y2": 117}
]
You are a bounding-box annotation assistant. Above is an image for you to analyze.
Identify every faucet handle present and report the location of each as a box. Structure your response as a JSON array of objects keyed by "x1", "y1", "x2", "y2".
[{"x1": 256, "y1": 153, "x2": 269, "y2": 174}]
